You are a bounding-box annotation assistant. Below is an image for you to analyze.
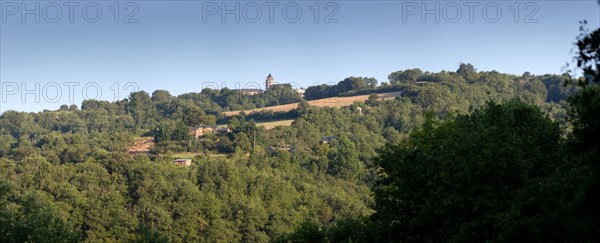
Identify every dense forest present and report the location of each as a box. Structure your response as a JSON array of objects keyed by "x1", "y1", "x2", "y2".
[{"x1": 1, "y1": 26, "x2": 598, "y2": 242}]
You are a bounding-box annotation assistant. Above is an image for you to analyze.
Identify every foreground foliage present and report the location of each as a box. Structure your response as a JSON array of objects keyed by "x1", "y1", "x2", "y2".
[
  {"x1": 0, "y1": 154, "x2": 372, "y2": 242},
  {"x1": 279, "y1": 24, "x2": 600, "y2": 243}
]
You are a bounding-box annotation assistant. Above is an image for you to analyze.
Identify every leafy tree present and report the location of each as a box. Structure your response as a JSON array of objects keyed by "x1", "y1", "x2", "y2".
[
  {"x1": 457, "y1": 62, "x2": 476, "y2": 78},
  {"x1": 562, "y1": 21, "x2": 600, "y2": 240},
  {"x1": 327, "y1": 135, "x2": 364, "y2": 181},
  {"x1": 266, "y1": 84, "x2": 302, "y2": 105},
  {"x1": 136, "y1": 225, "x2": 170, "y2": 243},
  {"x1": 234, "y1": 132, "x2": 252, "y2": 152},
  {"x1": 304, "y1": 84, "x2": 334, "y2": 100},
  {"x1": 388, "y1": 68, "x2": 423, "y2": 84},
  {"x1": 337, "y1": 77, "x2": 375, "y2": 93},
  {"x1": 274, "y1": 221, "x2": 325, "y2": 243},
  {"x1": 151, "y1": 90, "x2": 172, "y2": 103},
  {"x1": 298, "y1": 99, "x2": 310, "y2": 115},
  {"x1": 127, "y1": 91, "x2": 152, "y2": 129},
  {"x1": 154, "y1": 122, "x2": 172, "y2": 143},
  {"x1": 304, "y1": 77, "x2": 378, "y2": 100},
  {"x1": 172, "y1": 121, "x2": 191, "y2": 141},
  {"x1": 371, "y1": 100, "x2": 564, "y2": 241},
  {"x1": 4, "y1": 191, "x2": 79, "y2": 243},
  {"x1": 366, "y1": 93, "x2": 380, "y2": 106}
]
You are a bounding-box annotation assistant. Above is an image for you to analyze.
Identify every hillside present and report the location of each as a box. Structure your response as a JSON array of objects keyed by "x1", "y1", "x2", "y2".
[{"x1": 0, "y1": 66, "x2": 580, "y2": 242}]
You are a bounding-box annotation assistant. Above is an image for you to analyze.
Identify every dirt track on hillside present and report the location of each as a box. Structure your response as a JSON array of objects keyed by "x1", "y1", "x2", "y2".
[
  {"x1": 128, "y1": 137, "x2": 154, "y2": 155},
  {"x1": 223, "y1": 91, "x2": 403, "y2": 116}
]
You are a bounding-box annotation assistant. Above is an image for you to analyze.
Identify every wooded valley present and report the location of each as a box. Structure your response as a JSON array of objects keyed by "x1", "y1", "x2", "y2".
[{"x1": 1, "y1": 27, "x2": 599, "y2": 242}]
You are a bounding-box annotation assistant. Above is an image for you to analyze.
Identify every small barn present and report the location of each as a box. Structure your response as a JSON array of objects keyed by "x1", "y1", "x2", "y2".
[{"x1": 174, "y1": 158, "x2": 192, "y2": 166}]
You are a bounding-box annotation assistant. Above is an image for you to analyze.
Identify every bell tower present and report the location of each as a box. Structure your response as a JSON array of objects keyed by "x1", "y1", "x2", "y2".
[{"x1": 265, "y1": 74, "x2": 274, "y2": 90}]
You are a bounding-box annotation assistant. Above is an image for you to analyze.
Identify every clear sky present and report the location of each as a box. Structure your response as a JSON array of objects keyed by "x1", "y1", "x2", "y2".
[{"x1": 0, "y1": 0, "x2": 598, "y2": 112}]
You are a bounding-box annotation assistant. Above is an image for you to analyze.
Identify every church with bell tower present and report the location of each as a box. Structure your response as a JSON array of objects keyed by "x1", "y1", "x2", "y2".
[
  {"x1": 265, "y1": 74, "x2": 274, "y2": 90},
  {"x1": 236, "y1": 73, "x2": 304, "y2": 98}
]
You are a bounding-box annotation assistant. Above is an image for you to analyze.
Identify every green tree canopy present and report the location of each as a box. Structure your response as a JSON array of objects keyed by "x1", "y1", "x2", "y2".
[{"x1": 372, "y1": 100, "x2": 564, "y2": 241}]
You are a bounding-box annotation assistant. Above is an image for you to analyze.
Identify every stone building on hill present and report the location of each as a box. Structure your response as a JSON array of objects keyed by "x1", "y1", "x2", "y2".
[
  {"x1": 174, "y1": 158, "x2": 192, "y2": 166},
  {"x1": 236, "y1": 74, "x2": 304, "y2": 97},
  {"x1": 189, "y1": 125, "x2": 231, "y2": 139}
]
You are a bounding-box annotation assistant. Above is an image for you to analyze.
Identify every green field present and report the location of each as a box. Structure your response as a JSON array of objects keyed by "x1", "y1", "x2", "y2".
[{"x1": 256, "y1": 119, "x2": 294, "y2": 129}]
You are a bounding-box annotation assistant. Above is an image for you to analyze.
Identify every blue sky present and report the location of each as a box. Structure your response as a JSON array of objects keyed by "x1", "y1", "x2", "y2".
[{"x1": 0, "y1": 0, "x2": 598, "y2": 112}]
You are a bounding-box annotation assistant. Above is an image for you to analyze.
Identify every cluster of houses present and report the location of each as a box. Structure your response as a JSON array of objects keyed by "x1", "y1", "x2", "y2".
[
  {"x1": 172, "y1": 125, "x2": 231, "y2": 167},
  {"x1": 188, "y1": 124, "x2": 231, "y2": 139}
]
